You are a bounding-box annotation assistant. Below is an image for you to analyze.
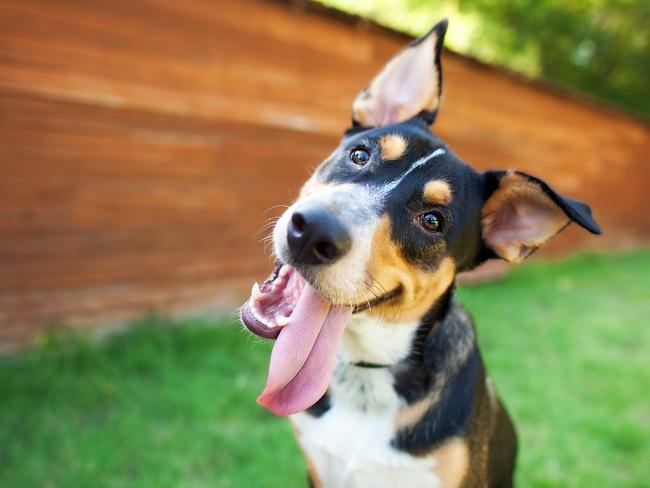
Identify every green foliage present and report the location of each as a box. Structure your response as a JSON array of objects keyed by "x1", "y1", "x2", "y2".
[
  {"x1": 321, "y1": 0, "x2": 650, "y2": 119},
  {"x1": 1, "y1": 250, "x2": 649, "y2": 487}
]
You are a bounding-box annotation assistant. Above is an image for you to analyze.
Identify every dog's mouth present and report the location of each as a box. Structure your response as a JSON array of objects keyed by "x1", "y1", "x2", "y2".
[
  {"x1": 240, "y1": 263, "x2": 303, "y2": 340},
  {"x1": 240, "y1": 261, "x2": 399, "y2": 416}
]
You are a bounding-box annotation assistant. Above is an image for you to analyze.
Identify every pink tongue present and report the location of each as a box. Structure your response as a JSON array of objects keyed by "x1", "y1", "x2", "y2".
[{"x1": 257, "y1": 282, "x2": 352, "y2": 416}]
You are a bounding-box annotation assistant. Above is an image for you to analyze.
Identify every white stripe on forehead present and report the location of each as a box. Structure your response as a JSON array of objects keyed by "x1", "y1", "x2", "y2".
[{"x1": 379, "y1": 148, "x2": 446, "y2": 196}]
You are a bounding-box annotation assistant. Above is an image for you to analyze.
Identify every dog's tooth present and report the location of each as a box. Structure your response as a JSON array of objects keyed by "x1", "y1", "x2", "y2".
[
  {"x1": 251, "y1": 282, "x2": 261, "y2": 299},
  {"x1": 251, "y1": 306, "x2": 262, "y2": 319},
  {"x1": 276, "y1": 316, "x2": 290, "y2": 327},
  {"x1": 253, "y1": 310, "x2": 273, "y2": 328},
  {"x1": 252, "y1": 306, "x2": 277, "y2": 329}
]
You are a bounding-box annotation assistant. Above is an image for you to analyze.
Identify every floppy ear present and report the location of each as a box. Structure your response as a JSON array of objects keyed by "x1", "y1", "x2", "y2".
[
  {"x1": 352, "y1": 19, "x2": 448, "y2": 127},
  {"x1": 481, "y1": 171, "x2": 601, "y2": 263}
]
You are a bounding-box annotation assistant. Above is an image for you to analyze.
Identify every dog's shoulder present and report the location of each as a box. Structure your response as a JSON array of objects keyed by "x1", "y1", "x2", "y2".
[{"x1": 392, "y1": 300, "x2": 482, "y2": 453}]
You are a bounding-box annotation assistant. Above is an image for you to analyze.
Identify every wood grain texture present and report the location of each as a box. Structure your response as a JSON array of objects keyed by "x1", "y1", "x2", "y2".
[{"x1": 0, "y1": 0, "x2": 648, "y2": 348}]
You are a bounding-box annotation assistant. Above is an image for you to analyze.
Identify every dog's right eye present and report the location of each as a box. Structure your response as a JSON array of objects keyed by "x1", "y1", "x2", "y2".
[
  {"x1": 350, "y1": 147, "x2": 371, "y2": 166},
  {"x1": 419, "y1": 211, "x2": 444, "y2": 233}
]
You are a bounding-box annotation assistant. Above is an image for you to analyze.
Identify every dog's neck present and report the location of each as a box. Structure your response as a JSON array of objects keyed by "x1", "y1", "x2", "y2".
[
  {"x1": 324, "y1": 288, "x2": 477, "y2": 414},
  {"x1": 339, "y1": 286, "x2": 456, "y2": 368}
]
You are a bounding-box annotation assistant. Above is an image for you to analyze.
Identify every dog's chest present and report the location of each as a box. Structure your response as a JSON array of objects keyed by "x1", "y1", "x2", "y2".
[
  {"x1": 292, "y1": 372, "x2": 443, "y2": 487},
  {"x1": 291, "y1": 316, "x2": 443, "y2": 488}
]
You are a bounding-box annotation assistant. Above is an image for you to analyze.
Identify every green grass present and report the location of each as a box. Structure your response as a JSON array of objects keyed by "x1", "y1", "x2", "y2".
[{"x1": 1, "y1": 250, "x2": 649, "y2": 487}]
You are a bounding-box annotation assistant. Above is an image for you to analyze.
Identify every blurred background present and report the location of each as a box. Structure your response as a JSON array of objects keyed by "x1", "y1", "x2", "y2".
[{"x1": 0, "y1": 0, "x2": 648, "y2": 486}]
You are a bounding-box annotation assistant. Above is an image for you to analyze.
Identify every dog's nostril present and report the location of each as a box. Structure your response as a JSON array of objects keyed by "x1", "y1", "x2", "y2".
[
  {"x1": 313, "y1": 240, "x2": 337, "y2": 262},
  {"x1": 291, "y1": 212, "x2": 306, "y2": 234}
]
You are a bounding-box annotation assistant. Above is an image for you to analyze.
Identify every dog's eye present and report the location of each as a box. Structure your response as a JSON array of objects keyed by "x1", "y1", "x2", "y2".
[
  {"x1": 350, "y1": 147, "x2": 371, "y2": 166},
  {"x1": 419, "y1": 211, "x2": 443, "y2": 232}
]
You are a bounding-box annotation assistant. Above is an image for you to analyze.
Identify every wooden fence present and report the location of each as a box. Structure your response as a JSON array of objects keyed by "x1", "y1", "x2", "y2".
[{"x1": 1, "y1": 0, "x2": 648, "y2": 348}]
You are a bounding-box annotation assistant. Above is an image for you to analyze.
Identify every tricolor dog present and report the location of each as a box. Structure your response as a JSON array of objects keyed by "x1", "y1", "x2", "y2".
[{"x1": 240, "y1": 19, "x2": 600, "y2": 487}]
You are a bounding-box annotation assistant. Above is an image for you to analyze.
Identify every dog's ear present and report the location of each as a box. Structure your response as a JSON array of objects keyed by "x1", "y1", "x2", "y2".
[
  {"x1": 352, "y1": 19, "x2": 448, "y2": 128},
  {"x1": 481, "y1": 170, "x2": 601, "y2": 263}
]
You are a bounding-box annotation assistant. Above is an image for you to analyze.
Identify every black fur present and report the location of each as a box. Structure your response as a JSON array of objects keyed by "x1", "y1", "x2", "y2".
[
  {"x1": 392, "y1": 287, "x2": 454, "y2": 403},
  {"x1": 392, "y1": 346, "x2": 482, "y2": 455},
  {"x1": 305, "y1": 392, "x2": 331, "y2": 418}
]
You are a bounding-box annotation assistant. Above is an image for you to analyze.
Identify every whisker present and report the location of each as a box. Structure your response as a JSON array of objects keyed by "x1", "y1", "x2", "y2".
[
  {"x1": 367, "y1": 273, "x2": 390, "y2": 299},
  {"x1": 254, "y1": 217, "x2": 281, "y2": 240},
  {"x1": 358, "y1": 277, "x2": 385, "y2": 314},
  {"x1": 262, "y1": 236, "x2": 275, "y2": 252},
  {"x1": 261, "y1": 205, "x2": 289, "y2": 216},
  {"x1": 258, "y1": 230, "x2": 276, "y2": 243},
  {"x1": 367, "y1": 273, "x2": 389, "y2": 296}
]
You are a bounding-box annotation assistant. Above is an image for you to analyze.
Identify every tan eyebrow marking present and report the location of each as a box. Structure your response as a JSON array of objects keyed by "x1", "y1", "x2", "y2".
[
  {"x1": 424, "y1": 180, "x2": 452, "y2": 205},
  {"x1": 379, "y1": 134, "x2": 407, "y2": 160}
]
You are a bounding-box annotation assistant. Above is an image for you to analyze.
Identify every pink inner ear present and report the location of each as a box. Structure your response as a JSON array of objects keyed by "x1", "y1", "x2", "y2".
[
  {"x1": 482, "y1": 177, "x2": 570, "y2": 262},
  {"x1": 352, "y1": 32, "x2": 439, "y2": 127}
]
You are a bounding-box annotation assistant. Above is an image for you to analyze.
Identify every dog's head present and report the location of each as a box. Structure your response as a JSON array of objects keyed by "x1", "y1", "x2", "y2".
[{"x1": 241, "y1": 20, "x2": 600, "y2": 416}]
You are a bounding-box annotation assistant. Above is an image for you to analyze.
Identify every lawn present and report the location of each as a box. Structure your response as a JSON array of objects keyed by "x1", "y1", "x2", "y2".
[{"x1": 1, "y1": 250, "x2": 649, "y2": 487}]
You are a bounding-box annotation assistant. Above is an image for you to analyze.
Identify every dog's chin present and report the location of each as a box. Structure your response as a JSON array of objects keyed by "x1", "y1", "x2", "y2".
[
  {"x1": 307, "y1": 282, "x2": 401, "y2": 314},
  {"x1": 278, "y1": 262, "x2": 402, "y2": 314},
  {"x1": 291, "y1": 266, "x2": 358, "y2": 306}
]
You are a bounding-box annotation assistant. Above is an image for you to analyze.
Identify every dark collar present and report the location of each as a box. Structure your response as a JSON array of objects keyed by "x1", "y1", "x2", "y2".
[{"x1": 351, "y1": 361, "x2": 392, "y2": 369}]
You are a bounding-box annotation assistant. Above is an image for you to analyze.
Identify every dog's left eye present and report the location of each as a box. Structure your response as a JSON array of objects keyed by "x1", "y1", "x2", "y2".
[
  {"x1": 419, "y1": 211, "x2": 443, "y2": 232},
  {"x1": 350, "y1": 147, "x2": 371, "y2": 166}
]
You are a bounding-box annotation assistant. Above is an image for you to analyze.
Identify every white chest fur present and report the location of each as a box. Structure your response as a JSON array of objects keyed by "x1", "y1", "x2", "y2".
[{"x1": 291, "y1": 314, "x2": 444, "y2": 488}]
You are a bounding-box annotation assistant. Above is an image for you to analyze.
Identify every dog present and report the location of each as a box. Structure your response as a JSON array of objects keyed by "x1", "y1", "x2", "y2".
[{"x1": 240, "y1": 19, "x2": 600, "y2": 487}]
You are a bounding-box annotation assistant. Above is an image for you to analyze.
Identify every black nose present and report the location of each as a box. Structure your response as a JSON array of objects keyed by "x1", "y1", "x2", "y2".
[{"x1": 287, "y1": 204, "x2": 352, "y2": 265}]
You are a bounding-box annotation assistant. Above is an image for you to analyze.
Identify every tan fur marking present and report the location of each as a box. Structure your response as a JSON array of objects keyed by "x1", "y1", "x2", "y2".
[
  {"x1": 482, "y1": 172, "x2": 569, "y2": 263},
  {"x1": 394, "y1": 395, "x2": 436, "y2": 431},
  {"x1": 305, "y1": 457, "x2": 322, "y2": 488},
  {"x1": 486, "y1": 376, "x2": 499, "y2": 435},
  {"x1": 365, "y1": 216, "x2": 455, "y2": 323},
  {"x1": 423, "y1": 180, "x2": 452, "y2": 205},
  {"x1": 292, "y1": 424, "x2": 322, "y2": 488},
  {"x1": 379, "y1": 134, "x2": 407, "y2": 160},
  {"x1": 430, "y1": 437, "x2": 470, "y2": 488}
]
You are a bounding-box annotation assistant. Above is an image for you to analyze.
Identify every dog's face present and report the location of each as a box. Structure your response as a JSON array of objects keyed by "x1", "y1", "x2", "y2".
[
  {"x1": 272, "y1": 119, "x2": 483, "y2": 323},
  {"x1": 241, "y1": 20, "x2": 600, "y2": 416}
]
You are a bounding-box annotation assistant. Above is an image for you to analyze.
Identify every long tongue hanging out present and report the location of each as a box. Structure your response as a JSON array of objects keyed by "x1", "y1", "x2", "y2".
[
  {"x1": 257, "y1": 285, "x2": 352, "y2": 415},
  {"x1": 258, "y1": 283, "x2": 352, "y2": 415},
  {"x1": 240, "y1": 265, "x2": 352, "y2": 416}
]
